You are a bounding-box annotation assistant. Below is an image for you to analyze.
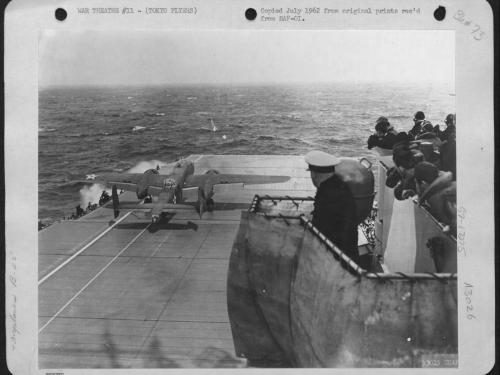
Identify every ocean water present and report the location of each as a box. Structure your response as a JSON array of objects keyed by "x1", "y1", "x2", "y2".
[{"x1": 39, "y1": 83, "x2": 454, "y2": 221}]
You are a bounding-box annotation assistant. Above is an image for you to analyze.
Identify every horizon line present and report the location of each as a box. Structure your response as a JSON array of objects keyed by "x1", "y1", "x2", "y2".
[{"x1": 39, "y1": 80, "x2": 454, "y2": 90}]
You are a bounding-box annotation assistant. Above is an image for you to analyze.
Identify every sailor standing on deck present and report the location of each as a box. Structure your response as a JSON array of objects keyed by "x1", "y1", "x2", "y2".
[{"x1": 305, "y1": 150, "x2": 359, "y2": 264}]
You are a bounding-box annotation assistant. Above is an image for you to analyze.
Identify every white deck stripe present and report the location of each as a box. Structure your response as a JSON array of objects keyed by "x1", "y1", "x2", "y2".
[
  {"x1": 193, "y1": 155, "x2": 204, "y2": 163},
  {"x1": 39, "y1": 223, "x2": 151, "y2": 334},
  {"x1": 149, "y1": 232, "x2": 172, "y2": 258},
  {"x1": 38, "y1": 211, "x2": 134, "y2": 286}
]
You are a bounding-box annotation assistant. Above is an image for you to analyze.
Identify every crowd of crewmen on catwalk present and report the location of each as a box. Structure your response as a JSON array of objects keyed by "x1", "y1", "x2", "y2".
[
  {"x1": 39, "y1": 190, "x2": 113, "y2": 230},
  {"x1": 366, "y1": 111, "x2": 457, "y2": 235},
  {"x1": 73, "y1": 190, "x2": 112, "y2": 219}
]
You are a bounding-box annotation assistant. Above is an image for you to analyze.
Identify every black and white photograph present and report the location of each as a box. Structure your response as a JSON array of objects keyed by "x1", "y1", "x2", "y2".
[
  {"x1": 4, "y1": 1, "x2": 496, "y2": 372},
  {"x1": 35, "y1": 28, "x2": 459, "y2": 368}
]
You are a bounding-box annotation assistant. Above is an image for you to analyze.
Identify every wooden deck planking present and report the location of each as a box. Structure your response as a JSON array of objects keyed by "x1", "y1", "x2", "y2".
[
  {"x1": 39, "y1": 221, "x2": 109, "y2": 253},
  {"x1": 39, "y1": 154, "x2": 315, "y2": 368}
]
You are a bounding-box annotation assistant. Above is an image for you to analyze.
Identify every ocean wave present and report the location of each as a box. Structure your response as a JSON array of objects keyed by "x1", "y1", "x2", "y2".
[
  {"x1": 287, "y1": 137, "x2": 314, "y2": 144},
  {"x1": 257, "y1": 135, "x2": 277, "y2": 141},
  {"x1": 39, "y1": 127, "x2": 56, "y2": 132},
  {"x1": 65, "y1": 133, "x2": 88, "y2": 138},
  {"x1": 63, "y1": 131, "x2": 120, "y2": 138},
  {"x1": 219, "y1": 138, "x2": 252, "y2": 148},
  {"x1": 197, "y1": 127, "x2": 215, "y2": 132},
  {"x1": 132, "y1": 126, "x2": 146, "y2": 132},
  {"x1": 324, "y1": 137, "x2": 361, "y2": 146}
]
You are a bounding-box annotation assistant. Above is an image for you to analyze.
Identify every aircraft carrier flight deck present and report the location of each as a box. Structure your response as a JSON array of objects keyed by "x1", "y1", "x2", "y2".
[{"x1": 38, "y1": 154, "x2": 315, "y2": 368}]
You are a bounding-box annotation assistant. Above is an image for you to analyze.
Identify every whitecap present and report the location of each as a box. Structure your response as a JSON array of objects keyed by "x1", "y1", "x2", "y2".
[{"x1": 132, "y1": 126, "x2": 146, "y2": 132}]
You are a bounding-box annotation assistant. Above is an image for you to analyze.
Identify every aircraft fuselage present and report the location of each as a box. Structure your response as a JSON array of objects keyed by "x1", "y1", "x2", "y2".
[{"x1": 136, "y1": 159, "x2": 195, "y2": 202}]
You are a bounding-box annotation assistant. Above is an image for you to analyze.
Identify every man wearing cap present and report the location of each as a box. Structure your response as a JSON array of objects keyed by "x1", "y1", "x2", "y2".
[
  {"x1": 408, "y1": 111, "x2": 425, "y2": 140},
  {"x1": 305, "y1": 150, "x2": 359, "y2": 264}
]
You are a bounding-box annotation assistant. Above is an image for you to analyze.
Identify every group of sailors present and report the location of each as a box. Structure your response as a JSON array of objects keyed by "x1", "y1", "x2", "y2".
[
  {"x1": 367, "y1": 111, "x2": 457, "y2": 235},
  {"x1": 302, "y1": 111, "x2": 457, "y2": 271},
  {"x1": 44, "y1": 191, "x2": 111, "y2": 229},
  {"x1": 73, "y1": 191, "x2": 112, "y2": 218}
]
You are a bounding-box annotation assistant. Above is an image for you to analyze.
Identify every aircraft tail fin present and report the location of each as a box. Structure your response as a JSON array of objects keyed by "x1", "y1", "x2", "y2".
[{"x1": 111, "y1": 185, "x2": 120, "y2": 219}]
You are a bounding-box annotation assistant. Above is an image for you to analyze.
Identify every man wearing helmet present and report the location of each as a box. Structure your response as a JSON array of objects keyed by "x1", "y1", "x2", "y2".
[{"x1": 408, "y1": 111, "x2": 425, "y2": 140}]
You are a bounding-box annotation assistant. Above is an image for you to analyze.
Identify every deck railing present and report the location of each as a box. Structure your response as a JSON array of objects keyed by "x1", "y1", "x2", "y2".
[{"x1": 248, "y1": 194, "x2": 456, "y2": 282}]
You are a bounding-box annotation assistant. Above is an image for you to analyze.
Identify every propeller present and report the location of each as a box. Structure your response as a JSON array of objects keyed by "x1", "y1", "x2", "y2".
[{"x1": 111, "y1": 185, "x2": 120, "y2": 219}]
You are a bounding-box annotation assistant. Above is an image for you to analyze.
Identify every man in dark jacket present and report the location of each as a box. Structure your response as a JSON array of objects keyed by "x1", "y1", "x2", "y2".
[
  {"x1": 367, "y1": 116, "x2": 399, "y2": 150},
  {"x1": 440, "y1": 129, "x2": 456, "y2": 179},
  {"x1": 390, "y1": 143, "x2": 425, "y2": 200},
  {"x1": 408, "y1": 111, "x2": 425, "y2": 140},
  {"x1": 305, "y1": 150, "x2": 359, "y2": 264},
  {"x1": 438, "y1": 113, "x2": 456, "y2": 142},
  {"x1": 414, "y1": 161, "x2": 456, "y2": 234}
]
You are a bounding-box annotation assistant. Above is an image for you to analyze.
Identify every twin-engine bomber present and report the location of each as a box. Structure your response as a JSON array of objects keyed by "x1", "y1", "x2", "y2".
[{"x1": 80, "y1": 158, "x2": 290, "y2": 223}]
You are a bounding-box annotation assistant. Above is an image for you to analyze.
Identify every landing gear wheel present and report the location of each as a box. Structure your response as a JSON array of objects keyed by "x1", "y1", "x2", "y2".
[
  {"x1": 206, "y1": 198, "x2": 215, "y2": 212},
  {"x1": 144, "y1": 195, "x2": 153, "y2": 204}
]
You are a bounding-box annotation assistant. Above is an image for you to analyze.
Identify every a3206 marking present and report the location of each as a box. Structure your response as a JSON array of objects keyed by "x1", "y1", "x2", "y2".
[{"x1": 464, "y1": 282, "x2": 475, "y2": 320}]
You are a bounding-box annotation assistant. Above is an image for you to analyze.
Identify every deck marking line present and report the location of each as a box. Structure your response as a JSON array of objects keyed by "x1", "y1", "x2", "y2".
[
  {"x1": 149, "y1": 231, "x2": 173, "y2": 259},
  {"x1": 38, "y1": 223, "x2": 151, "y2": 334},
  {"x1": 38, "y1": 211, "x2": 134, "y2": 286},
  {"x1": 134, "y1": 225, "x2": 213, "y2": 358}
]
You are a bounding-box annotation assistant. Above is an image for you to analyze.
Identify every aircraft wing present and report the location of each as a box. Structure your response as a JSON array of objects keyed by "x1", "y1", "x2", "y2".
[
  {"x1": 79, "y1": 173, "x2": 148, "y2": 192},
  {"x1": 185, "y1": 174, "x2": 290, "y2": 188},
  {"x1": 104, "y1": 201, "x2": 196, "y2": 211}
]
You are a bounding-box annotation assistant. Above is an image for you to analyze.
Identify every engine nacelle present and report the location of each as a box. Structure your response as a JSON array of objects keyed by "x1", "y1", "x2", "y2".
[
  {"x1": 136, "y1": 185, "x2": 149, "y2": 199},
  {"x1": 205, "y1": 169, "x2": 220, "y2": 175}
]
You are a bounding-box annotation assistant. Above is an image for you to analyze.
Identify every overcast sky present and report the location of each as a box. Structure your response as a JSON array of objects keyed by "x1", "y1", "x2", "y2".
[{"x1": 39, "y1": 30, "x2": 454, "y2": 87}]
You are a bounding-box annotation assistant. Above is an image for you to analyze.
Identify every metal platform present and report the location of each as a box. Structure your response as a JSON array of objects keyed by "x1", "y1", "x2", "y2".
[{"x1": 38, "y1": 154, "x2": 315, "y2": 368}]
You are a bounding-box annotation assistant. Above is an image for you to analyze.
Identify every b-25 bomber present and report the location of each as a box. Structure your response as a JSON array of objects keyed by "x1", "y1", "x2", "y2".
[{"x1": 82, "y1": 158, "x2": 290, "y2": 223}]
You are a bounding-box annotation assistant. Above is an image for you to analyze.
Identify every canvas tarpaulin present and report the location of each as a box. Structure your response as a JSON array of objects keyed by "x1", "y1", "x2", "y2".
[{"x1": 227, "y1": 210, "x2": 457, "y2": 367}]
